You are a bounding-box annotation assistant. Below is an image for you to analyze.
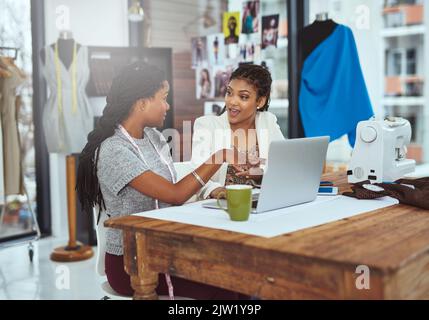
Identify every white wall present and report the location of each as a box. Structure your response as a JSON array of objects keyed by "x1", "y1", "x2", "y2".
[
  {"x1": 148, "y1": 0, "x2": 224, "y2": 52},
  {"x1": 43, "y1": 0, "x2": 129, "y2": 238}
]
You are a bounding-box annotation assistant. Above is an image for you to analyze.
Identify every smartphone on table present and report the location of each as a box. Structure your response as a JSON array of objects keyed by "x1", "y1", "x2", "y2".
[{"x1": 317, "y1": 186, "x2": 339, "y2": 196}]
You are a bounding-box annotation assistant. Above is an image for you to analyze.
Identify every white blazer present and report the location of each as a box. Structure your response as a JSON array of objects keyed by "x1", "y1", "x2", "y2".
[{"x1": 191, "y1": 111, "x2": 285, "y2": 199}]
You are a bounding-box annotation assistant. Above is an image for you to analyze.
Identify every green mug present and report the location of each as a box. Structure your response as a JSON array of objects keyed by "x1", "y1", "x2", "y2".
[{"x1": 216, "y1": 185, "x2": 252, "y2": 222}]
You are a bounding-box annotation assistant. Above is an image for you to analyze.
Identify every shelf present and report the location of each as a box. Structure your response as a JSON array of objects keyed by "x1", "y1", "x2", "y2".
[
  {"x1": 381, "y1": 25, "x2": 426, "y2": 38},
  {"x1": 382, "y1": 96, "x2": 425, "y2": 106}
]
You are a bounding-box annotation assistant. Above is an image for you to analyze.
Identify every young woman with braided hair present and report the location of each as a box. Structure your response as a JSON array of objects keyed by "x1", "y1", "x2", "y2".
[
  {"x1": 76, "y1": 61, "x2": 242, "y2": 299},
  {"x1": 191, "y1": 64, "x2": 286, "y2": 199}
]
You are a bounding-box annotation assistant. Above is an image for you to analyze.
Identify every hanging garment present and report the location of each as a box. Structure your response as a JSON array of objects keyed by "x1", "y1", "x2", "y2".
[
  {"x1": 299, "y1": 22, "x2": 374, "y2": 147},
  {"x1": 0, "y1": 82, "x2": 4, "y2": 199},
  {"x1": 0, "y1": 64, "x2": 25, "y2": 195},
  {"x1": 41, "y1": 43, "x2": 93, "y2": 153}
]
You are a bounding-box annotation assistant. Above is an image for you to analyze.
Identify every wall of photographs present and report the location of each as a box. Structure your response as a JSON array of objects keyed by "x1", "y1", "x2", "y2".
[{"x1": 191, "y1": 0, "x2": 288, "y2": 137}]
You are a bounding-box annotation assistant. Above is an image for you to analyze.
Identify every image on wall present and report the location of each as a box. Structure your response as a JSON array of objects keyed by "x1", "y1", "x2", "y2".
[
  {"x1": 225, "y1": 43, "x2": 240, "y2": 61},
  {"x1": 196, "y1": 66, "x2": 214, "y2": 100},
  {"x1": 204, "y1": 101, "x2": 225, "y2": 116},
  {"x1": 213, "y1": 65, "x2": 234, "y2": 98},
  {"x1": 261, "y1": 14, "x2": 279, "y2": 49},
  {"x1": 191, "y1": 37, "x2": 208, "y2": 68},
  {"x1": 207, "y1": 34, "x2": 225, "y2": 65},
  {"x1": 223, "y1": 12, "x2": 241, "y2": 45},
  {"x1": 238, "y1": 42, "x2": 260, "y2": 63},
  {"x1": 242, "y1": 1, "x2": 260, "y2": 34}
]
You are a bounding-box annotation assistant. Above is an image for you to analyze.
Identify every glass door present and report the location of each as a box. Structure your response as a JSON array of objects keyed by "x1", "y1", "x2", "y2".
[{"x1": 0, "y1": 0, "x2": 40, "y2": 245}]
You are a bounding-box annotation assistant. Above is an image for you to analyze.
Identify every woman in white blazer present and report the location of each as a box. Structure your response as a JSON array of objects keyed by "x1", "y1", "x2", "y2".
[{"x1": 191, "y1": 64, "x2": 285, "y2": 199}]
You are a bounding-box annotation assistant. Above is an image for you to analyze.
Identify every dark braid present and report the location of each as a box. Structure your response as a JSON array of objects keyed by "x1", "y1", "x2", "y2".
[
  {"x1": 76, "y1": 61, "x2": 166, "y2": 216},
  {"x1": 230, "y1": 64, "x2": 272, "y2": 111}
]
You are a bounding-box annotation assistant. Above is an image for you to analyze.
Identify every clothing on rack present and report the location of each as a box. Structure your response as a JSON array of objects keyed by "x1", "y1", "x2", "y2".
[
  {"x1": 343, "y1": 177, "x2": 429, "y2": 210},
  {"x1": 0, "y1": 56, "x2": 25, "y2": 196},
  {"x1": 41, "y1": 41, "x2": 93, "y2": 153},
  {"x1": 0, "y1": 74, "x2": 3, "y2": 200},
  {"x1": 298, "y1": 20, "x2": 374, "y2": 147}
]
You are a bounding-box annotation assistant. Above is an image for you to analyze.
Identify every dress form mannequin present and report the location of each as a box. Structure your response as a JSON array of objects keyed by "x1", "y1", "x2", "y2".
[
  {"x1": 315, "y1": 12, "x2": 329, "y2": 22},
  {"x1": 40, "y1": 30, "x2": 81, "y2": 67},
  {"x1": 42, "y1": 31, "x2": 93, "y2": 262},
  {"x1": 40, "y1": 30, "x2": 92, "y2": 153}
]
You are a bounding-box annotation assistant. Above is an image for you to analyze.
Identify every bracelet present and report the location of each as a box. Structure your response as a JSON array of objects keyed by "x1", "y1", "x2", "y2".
[{"x1": 192, "y1": 170, "x2": 206, "y2": 187}]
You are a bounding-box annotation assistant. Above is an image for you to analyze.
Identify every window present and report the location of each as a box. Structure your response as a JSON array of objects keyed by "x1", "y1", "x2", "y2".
[
  {"x1": 0, "y1": 0, "x2": 39, "y2": 241},
  {"x1": 406, "y1": 48, "x2": 416, "y2": 74}
]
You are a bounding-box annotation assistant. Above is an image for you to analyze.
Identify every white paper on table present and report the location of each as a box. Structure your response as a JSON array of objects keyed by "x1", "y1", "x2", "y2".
[{"x1": 133, "y1": 196, "x2": 399, "y2": 238}]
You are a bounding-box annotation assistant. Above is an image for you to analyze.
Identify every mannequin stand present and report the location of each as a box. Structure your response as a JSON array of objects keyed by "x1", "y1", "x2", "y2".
[{"x1": 51, "y1": 155, "x2": 93, "y2": 262}]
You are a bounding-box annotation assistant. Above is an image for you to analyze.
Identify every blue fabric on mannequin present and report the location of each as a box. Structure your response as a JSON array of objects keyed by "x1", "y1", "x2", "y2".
[{"x1": 299, "y1": 24, "x2": 374, "y2": 147}]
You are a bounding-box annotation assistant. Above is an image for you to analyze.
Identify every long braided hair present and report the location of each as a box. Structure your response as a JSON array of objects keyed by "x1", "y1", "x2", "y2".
[{"x1": 76, "y1": 61, "x2": 166, "y2": 215}]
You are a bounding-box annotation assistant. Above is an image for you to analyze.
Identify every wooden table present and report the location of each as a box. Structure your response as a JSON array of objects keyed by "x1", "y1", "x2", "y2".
[{"x1": 105, "y1": 172, "x2": 429, "y2": 300}]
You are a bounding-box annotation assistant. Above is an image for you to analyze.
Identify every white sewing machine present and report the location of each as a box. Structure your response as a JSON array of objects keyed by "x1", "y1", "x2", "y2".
[{"x1": 348, "y1": 117, "x2": 416, "y2": 184}]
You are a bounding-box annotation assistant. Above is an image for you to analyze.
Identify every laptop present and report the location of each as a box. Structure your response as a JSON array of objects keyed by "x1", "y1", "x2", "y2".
[{"x1": 203, "y1": 136, "x2": 330, "y2": 214}]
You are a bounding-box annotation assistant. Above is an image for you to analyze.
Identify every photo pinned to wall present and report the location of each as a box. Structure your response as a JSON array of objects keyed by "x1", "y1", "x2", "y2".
[
  {"x1": 207, "y1": 34, "x2": 225, "y2": 66},
  {"x1": 238, "y1": 34, "x2": 261, "y2": 63},
  {"x1": 223, "y1": 12, "x2": 241, "y2": 45},
  {"x1": 261, "y1": 14, "x2": 279, "y2": 49},
  {"x1": 213, "y1": 65, "x2": 235, "y2": 99},
  {"x1": 225, "y1": 43, "x2": 240, "y2": 61},
  {"x1": 242, "y1": 1, "x2": 260, "y2": 34},
  {"x1": 191, "y1": 36, "x2": 208, "y2": 68},
  {"x1": 238, "y1": 42, "x2": 255, "y2": 63},
  {"x1": 204, "y1": 101, "x2": 225, "y2": 116},
  {"x1": 196, "y1": 66, "x2": 214, "y2": 100}
]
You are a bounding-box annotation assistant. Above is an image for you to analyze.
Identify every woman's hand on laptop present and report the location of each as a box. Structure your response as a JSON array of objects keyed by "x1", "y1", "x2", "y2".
[{"x1": 210, "y1": 187, "x2": 226, "y2": 199}]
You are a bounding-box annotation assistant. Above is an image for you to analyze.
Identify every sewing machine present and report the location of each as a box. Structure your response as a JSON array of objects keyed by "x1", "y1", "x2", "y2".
[{"x1": 348, "y1": 117, "x2": 416, "y2": 184}]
